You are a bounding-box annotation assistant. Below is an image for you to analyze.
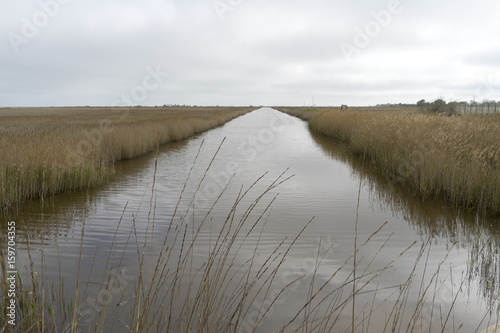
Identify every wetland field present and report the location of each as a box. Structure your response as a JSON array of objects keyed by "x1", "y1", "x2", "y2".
[
  {"x1": 0, "y1": 106, "x2": 255, "y2": 212},
  {"x1": 276, "y1": 107, "x2": 500, "y2": 215},
  {"x1": 1, "y1": 107, "x2": 500, "y2": 332}
]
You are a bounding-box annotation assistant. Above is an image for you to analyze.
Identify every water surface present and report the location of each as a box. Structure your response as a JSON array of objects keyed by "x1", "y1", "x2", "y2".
[{"x1": 4, "y1": 108, "x2": 500, "y2": 332}]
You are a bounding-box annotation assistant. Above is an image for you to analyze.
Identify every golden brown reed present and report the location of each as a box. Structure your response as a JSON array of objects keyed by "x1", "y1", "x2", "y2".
[
  {"x1": 277, "y1": 107, "x2": 500, "y2": 214},
  {"x1": 273, "y1": 107, "x2": 320, "y2": 121},
  {"x1": 0, "y1": 159, "x2": 472, "y2": 333},
  {"x1": 310, "y1": 108, "x2": 500, "y2": 213},
  {"x1": 2, "y1": 146, "x2": 497, "y2": 332},
  {"x1": 0, "y1": 106, "x2": 255, "y2": 211}
]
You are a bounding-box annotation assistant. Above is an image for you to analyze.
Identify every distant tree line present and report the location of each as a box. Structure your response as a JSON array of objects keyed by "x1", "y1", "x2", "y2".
[
  {"x1": 376, "y1": 98, "x2": 500, "y2": 115},
  {"x1": 416, "y1": 98, "x2": 456, "y2": 115},
  {"x1": 418, "y1": 98, "x2": 500, "y2": 115},
  {"x1": 375, "y1": 102, "x2": 417, "y2": 107}
]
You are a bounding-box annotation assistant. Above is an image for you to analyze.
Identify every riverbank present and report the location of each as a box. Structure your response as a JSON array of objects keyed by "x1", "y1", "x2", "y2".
[
  {"x1": 3, "y1": 108, "x2": 499, "y2": 332},
  {"x1": 275, "y1": 107, "x2": 500, "y2": 215},
  {"x1": 0, "y1": 106, "x2": 256, "y2": 212}
]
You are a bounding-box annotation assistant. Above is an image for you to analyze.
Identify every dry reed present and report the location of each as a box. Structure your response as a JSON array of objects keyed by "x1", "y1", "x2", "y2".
[
  {"x1": 0, "y1": 106, "x2": 255, "y2": 212},
  {"x1": 1, "y1": 145, "x2": 497, "y2": 332},
  {"x1": 298, "y1": 108, "x2": 500, "y2": 214},
  {"x1": 273, "y1": 107, "x2": 320, "y2": 121}
]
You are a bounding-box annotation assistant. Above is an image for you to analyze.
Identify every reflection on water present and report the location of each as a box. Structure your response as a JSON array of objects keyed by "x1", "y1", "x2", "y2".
[
  {"x1": 311, "y1": 129, "x2": 500, "y2": 304},
  {"x1": 2, "y1": 108, "x2": 499, "y2": 332}
]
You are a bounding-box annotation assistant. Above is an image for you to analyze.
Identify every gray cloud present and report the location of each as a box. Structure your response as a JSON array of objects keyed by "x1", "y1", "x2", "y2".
[{"x1": 1, "y1": 0, "x2": 500, "y2": 107}]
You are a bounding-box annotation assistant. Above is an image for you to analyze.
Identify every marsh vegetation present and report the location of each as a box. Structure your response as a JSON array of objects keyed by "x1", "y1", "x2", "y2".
[
  {"x1": 276, "y1": 107, "x2": 500, "y2": 215},
  {"x1": 3, "y1": 156, "x2": 498, "y2": 333},
  {"x1": 1, "y1": 108, "x2": 499, "y2": 332},
  {"x1": 0, "y1": 106, "x2": 255, "y2": 213}
]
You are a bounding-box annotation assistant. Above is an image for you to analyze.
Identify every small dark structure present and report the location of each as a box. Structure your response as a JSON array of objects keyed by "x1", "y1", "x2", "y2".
[{"x1": 341, "y1": 105, "x2": 348, "y2": 110}]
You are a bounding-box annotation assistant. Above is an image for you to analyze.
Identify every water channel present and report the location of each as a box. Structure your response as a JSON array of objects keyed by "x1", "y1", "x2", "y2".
[{"x1": 3, "y1": 108, "x2": 500, "y2": 332}]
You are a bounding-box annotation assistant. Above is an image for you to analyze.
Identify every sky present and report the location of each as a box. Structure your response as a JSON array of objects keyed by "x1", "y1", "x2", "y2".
[{"x1": 1, "y1": 0, "x2": 500, "y2": 107}]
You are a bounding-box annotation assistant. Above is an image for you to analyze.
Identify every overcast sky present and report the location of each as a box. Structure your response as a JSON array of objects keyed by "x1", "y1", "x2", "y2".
[{"x1": 1, "y1": 0, "x2": 500, "y2": 107}]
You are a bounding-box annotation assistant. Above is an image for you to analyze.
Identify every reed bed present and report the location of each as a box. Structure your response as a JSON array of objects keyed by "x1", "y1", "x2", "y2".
[
  {"x1": 293, "y1": 108, "x2": 500, "y2": 214},
  {"x1": 0, "y1": 106, "x2": 255, "y2": 212},
  {"x1": 275, "y1": 106, "x2": 420, "y2": 121},
  {"x1": 3, "y1": 146, "x2": 493, "y2": 333},
  {"x1": 273, "y1": 107, "x2": 320, "y2": 121}
]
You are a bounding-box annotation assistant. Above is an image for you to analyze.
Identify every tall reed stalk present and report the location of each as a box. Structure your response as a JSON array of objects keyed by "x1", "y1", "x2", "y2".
[
  {"x1": 2, "y1": 142, "x2": 497, "y2": 332},
  {"x1": 0, "y1": 106, "x2": 255, "y2": 212},
  {"x1": 276, "y1": 107, "x2": 500, "y2": 215}
]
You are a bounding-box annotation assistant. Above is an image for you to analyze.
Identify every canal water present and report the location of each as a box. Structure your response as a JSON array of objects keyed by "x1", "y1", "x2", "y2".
[{"x1": 4, "y1": 108, "x2": 500, "y2": 332}]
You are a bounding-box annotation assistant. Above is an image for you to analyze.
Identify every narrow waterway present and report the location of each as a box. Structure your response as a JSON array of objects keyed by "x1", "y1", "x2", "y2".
[{"x1": 4, "y1": 108, "x2": 500, "y2": 332}]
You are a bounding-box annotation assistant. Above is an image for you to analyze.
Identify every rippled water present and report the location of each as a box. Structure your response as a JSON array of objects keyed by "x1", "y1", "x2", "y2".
[{"x1": 3, "y1": 108, "x2": 500, "y2": 332}]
